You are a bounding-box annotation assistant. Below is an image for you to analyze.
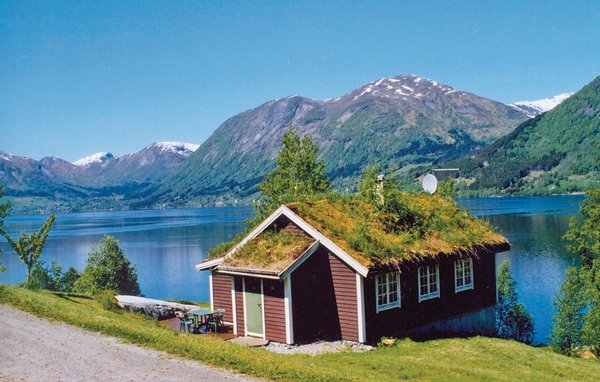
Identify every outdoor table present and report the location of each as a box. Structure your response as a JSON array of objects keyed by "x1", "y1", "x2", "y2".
[{"x1": 188, "y1": 308, "x2": 217, "y2": 332}]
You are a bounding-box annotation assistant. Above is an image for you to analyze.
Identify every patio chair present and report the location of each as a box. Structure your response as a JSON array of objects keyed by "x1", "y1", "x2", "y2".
[
  {"x1": 176, "y1": 311, "x2": 194, "y2": 333},
  {"x1": 207, "y1": 311, "x2": 224, "y2": 333}
]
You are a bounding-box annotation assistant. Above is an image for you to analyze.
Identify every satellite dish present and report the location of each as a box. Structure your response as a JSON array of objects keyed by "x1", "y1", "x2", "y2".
[{"x1": 422, "y1": 174, "x2": 438, "y2": 194}]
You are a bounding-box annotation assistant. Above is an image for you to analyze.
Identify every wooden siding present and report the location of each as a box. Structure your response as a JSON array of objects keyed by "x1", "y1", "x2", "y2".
[
  {"x1": 212, "y1": 272, "x2": 233, "y2": 323},
  {"x1": 291, "y1": 246, "x2": 358, "y2": 343},
  {"x1": 364, "y1": 252, "x2": 497, "y2": 343},
  {"x1": 234, "y1": 276, "x2": 245, "y2": 336},
  {"x1": 263, "y1": 279, "x2": 287, "y2": 343}
]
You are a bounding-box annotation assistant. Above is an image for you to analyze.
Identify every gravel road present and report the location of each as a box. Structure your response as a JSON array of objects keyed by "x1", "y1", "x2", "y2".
[{"x1": 0, "y1": 304, "x2": 259, "y2": 382}]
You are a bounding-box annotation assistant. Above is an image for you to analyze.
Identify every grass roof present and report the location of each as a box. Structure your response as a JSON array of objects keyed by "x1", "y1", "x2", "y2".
[
  {"x1": 222, "y1": 228, "x2": 315, "y2": 272},
  {"x1": 286, "y1": 193, "x2": 508, "y2": 267},
  {"x1": 211, "y1": 192, "x2": 508, "y2": 270}
]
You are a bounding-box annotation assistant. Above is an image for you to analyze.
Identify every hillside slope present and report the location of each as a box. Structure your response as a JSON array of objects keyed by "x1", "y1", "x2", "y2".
[
  {"x1": 148, "y1": 75, "x2": 528, "y2": 207},
  {"x1": 1, "y1": 286, "x2": 599, "y2": 382},
  {"x1": 449, "y1": 76, "x2": 600, "y2": 195}
]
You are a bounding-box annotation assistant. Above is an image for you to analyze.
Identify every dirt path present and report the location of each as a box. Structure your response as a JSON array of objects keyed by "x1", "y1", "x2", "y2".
[{"x1": 0, "y1": 305, "x2": 260, "y2": 382}]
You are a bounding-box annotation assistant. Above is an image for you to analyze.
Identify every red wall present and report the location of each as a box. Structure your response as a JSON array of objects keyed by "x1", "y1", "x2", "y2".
[
  {"x1": 291, "y1": 246, "x2": 358, "y2": 343},
  {"x1": 263, "y1": 279, "x2": 287, "y2": 343},
  {"x1": 234, "y1": 276, "x2": 245, "y2": 336},
  {"x1": 211, "y1": 272, "x2": 233, "y2": 323},
  {"x1": 364, "y1": 253, "x2": 497, "y2": 343}
]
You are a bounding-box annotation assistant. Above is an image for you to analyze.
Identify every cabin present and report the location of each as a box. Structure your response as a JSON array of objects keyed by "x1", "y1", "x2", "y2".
[{"x1": 196, "y1": 196, "x2": 509, "y2": 344}]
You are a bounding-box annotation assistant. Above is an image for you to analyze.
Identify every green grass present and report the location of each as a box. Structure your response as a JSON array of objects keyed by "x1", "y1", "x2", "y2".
[{"x1": 1, "y1": 285, "x2": 598, "y2": 381}]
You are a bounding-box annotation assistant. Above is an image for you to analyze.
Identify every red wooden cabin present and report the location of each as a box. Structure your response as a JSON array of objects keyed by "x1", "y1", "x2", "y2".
[{"x1": 196, "y1": 203, "x2": 509, "y2": 344}]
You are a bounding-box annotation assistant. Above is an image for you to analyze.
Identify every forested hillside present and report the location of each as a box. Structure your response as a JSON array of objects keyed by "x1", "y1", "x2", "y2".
[{"x1": 449, "y1": 76, "x2": 600, "y2": 195}]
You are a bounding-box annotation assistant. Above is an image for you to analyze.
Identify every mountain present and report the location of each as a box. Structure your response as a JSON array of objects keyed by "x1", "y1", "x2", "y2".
[
  {"x1": 147, "y1": 75, "x2": 529, "y2": 207},
  {"x1": 0, "y1": 142, "x2": 199, "y2": 210},
  {"x1": 448, "y1": 77, "x2": 600, "y2": 195},
  {"x1": 508, "y1": 93, "x2": 573, "y2": 118}
]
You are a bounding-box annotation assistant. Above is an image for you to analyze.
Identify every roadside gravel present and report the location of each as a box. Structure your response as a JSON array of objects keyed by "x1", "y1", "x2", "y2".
[{"x1": 0, "y1": 304, "x2": 260, "y2": 382}]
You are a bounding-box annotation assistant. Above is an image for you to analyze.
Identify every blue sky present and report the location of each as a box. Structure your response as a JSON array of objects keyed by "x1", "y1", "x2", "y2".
[{"x1": 1, "y1": 1, "x2": 599, "y2": 161}]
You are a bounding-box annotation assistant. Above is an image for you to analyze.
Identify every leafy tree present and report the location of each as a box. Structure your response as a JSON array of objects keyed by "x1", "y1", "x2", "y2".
[
  {"x1": 437, "y1": 179, "x2": 457, "y2": 198},
  {"x1": 564, "y1": 189, "x2": 600, "y2": 268},
  {"x1": 581, "y1": 259, "x2": 600, "y2": 354},
  {"x1": 563, "y1": 189, "x2": 600, "y2": 354},
  {"x1": 255, "y1": 126, "x2": 330, "y2": 220},
  {"x1": 28, "y1": 260, "x2": 80, "y2": 292},
  {"x1": 496, "y1": 260, "x2": 534, "y2": 344},
  {"x1": 550, "y1": 267, "x2": 587, "y2": 355},
  {"x1": 0, "y1": 185, "x2": 12, "y2": 272},
  {"x1": 2, "y1": 214, "x2": 55, "y2": 286},
  {"x1": 73, "y1": 235, "x2": 140, "y2": 295},
  {"x1": 358, "y1": 165, "x2": 401, "y2": 205}
]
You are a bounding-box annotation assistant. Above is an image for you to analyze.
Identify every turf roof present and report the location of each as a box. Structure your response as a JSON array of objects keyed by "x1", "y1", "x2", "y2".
[
  {"x1": 213, "y1": 193, "x2": 508, "y2": 270},
  {"x1": 222, "y1": 227, "x2": 315, "y2": 272}
]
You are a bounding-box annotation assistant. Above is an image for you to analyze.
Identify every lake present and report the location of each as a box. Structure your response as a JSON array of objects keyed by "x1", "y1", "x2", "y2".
[{"x1": 0, "y1": 195, "x2": 585, "y2": 344}]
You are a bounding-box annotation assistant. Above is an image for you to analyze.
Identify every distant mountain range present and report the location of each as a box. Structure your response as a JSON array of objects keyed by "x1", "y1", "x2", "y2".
[
  {"x1": 2, "y1": 73, "x2": 586, "y2": 212},
  {"x1": 0, "y1": 142, "x2": 198, "y2": 211},
  {"x1": 448, "y1": 77, "x2": 599, "y2": 195},
  {"x1": 144, "y1": 74, "x2": 530, "y2": 207}
]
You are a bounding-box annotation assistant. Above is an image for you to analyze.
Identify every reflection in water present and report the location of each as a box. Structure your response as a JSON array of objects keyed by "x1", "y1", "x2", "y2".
[{"x1": 0, "y1": 196, "x2": 585, "y2": 344}]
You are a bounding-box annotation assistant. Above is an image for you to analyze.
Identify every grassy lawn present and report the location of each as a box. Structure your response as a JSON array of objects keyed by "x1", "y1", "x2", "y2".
[{"x1": 1, "y1": 285, "x2": 598, "y2": 381}]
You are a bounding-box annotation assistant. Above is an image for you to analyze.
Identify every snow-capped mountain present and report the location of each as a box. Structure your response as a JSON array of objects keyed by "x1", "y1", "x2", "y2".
[
  {"x1": 0, "y1": 141, "x2": 199, "y2": 202},
  {"x1": 73, "y1": 152, "x2": 114, "y2": 167},
  {"x1": 150, "y1": 74, "x2": 529, "y2": 207},
  {"x1": 509, "y1": 93, "x2": 574, "y2": 118}
]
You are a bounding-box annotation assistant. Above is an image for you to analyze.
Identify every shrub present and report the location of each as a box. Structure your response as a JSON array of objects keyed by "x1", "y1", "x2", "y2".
[
  {"x1": 73, "y1": 235, "x2": 140, "y2": 295},
  {"x1": 95, "y1": 289, "x2": 118, "y2": 311}
]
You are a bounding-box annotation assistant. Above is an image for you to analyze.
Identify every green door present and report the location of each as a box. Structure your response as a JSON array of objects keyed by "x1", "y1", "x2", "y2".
[{"x1": 245, "y1": 278, "x2": 263, "y2": 336}]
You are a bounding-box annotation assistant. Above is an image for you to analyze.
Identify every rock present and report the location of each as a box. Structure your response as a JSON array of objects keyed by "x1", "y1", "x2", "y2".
[{"x1": 115, "y1": 295, "x2": 200, "y2": 320}]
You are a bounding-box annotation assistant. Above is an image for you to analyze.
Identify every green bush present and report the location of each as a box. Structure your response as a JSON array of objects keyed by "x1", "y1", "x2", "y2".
[
  {"x1": 95, "y1": 289, "x2": 118, "y2": 311},
  {"x1": 73, "y1": 235, "x2": 140, "y2": 295}
]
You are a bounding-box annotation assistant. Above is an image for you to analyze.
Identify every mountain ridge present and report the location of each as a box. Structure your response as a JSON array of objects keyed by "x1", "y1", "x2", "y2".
[
  {"x1": 0, "y1": 142, "x2": 199, "y2": 211},
  {"x1": 145, "y1": 74, "x2": 530, "y2": 207}
]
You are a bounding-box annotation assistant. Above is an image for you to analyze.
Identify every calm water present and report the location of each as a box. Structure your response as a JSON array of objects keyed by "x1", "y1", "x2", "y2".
[{"x1": 0, "y1": 196, "x2": 585, "y2": 344}]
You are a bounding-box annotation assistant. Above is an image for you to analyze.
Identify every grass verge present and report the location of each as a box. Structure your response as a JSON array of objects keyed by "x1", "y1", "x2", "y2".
[{"x1": 1, "y1": 285, "x2": 598, "y2": 381}]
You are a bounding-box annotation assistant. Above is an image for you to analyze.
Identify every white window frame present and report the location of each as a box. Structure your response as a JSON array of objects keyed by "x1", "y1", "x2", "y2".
[
  {"x1": 375, "y1": 272, "x2": 401, "y2": 313},
  {"x1": 418, "y1": 264, "x2": 440, "y2": 302},
  {"x1": 454, "y1": 258, "x2": 474, "y2": 293}
]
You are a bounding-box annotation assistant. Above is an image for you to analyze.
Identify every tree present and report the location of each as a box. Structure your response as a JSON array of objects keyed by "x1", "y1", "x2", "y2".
[
  {"x1": 437, "y1": 179, "x2": 457, "y2": 198},
  {"x1": 73, "y1": 235, "x2": 140, "y2": 295},
  {"x1": 564, "y1": 189, "x2": 600, "y2": 268},
  {"x1": 579, "y1": 258, "x2": 600, "y2": 354},
  {"x1": 496, "y1": 261, "x2": 534, "y2": 344},
  {"x1": 2, "y1": 214, "x2": 55, "y2": 286},
  {"x1": 255, "y1": 126, "x2": 330, "y2": 220},
  {"x1": 358, "y1": 165, "x2": 402, "y2": 206},
  {"x1": 563, "y1": 189, "x2": 600, "y2": 354},
  {"x1": 550, "y1": 267, "x2": 587, "y2": 355},
  {"x1": 0, "y1": 185, "x2": 12, "y2": 272},
  {"x1": 28, "y1": 260, "x2": 80, "y2": 292}
]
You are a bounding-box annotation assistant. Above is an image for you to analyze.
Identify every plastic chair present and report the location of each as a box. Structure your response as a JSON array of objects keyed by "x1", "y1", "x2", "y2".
[
  {"x1": 176, "y1": 311, "x2": 194, "y2": 333},
  {"x1": 207, "y1": 311, "x2": 224, "y2": 333}
]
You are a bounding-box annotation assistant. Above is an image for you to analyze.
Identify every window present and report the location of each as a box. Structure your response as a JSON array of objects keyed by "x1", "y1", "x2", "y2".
[
  {"x1": 418, "y1": 265, "x2": 440, "y2": 302},
  {"x1": 455, "y1": 258, "x2": 474, "y2": 292},
  {"x1": 376, "y1": 272, "x2": 400, "y2": 312}
]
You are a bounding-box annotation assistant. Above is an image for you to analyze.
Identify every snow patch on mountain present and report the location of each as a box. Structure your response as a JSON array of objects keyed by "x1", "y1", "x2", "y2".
[
  {"x1": 509, "y1": 93, "x2": 573, "y2": 118},
  {"x1": 72, "y1": 152, "x2": 113, "y2": 167},
  {"x1": 150, "y1": 142, "x2": 200, "y2": 155},
  {"x1": 345, "y1": 75, "x2": 461, "y2": 102}
]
